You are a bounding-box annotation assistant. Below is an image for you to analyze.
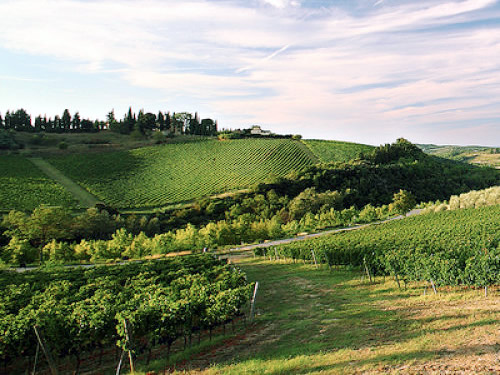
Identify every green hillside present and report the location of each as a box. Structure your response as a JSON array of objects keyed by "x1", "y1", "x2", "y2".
[
  {"x1": 303, "y1": 139, "x2": 374, "y2": 163},
  {"x1": 0, "y1": 156, "x2": 77, "y2": 212},
  {"x1": 47, "y1": 138, "x2": 316, "y2": 209},
  {"x1": 418, "y1": 144, "x2": 500, "y2": 168}
]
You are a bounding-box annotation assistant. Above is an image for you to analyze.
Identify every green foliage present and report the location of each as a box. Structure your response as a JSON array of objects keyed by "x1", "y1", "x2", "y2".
[
  {"x1": 1, "y1": 236, "x2": 37, "y2": 265},
  {"x1": 0, "y1": 130, "x2": 20, "y2": 150},
  {"x1": 288, "y1": 188, "x2": 345, "y2": 220},
  {"x1": 0, "y1": 255, "x2": 251, "y2": 367},
  {"x1": 0, "y1": 156, "x2": 78, "y2": 211},
  {"x1": 391, "y1": 189, "x2": 416, "y2": 215},
  {"x1": 259, "y1": 205, "x2": 500, "y2": 287},
  {"x1": 303, "y1": 139, "x2": 374, "y2": 163},
  {"x1": 48, "y1": 139, "x2": 317, "y2": 208},
  {"x1": 57, "y1": 141, "x2": 68, "y2": 150}
]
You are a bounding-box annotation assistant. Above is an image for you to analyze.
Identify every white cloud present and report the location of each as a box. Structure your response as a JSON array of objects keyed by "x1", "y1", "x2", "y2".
[
  {"x1": 0, "y1": 0, "x2": 499, "y2": 145},
  {"x1": 261, "y1": 0, "x2": 300, "y2": 9}
]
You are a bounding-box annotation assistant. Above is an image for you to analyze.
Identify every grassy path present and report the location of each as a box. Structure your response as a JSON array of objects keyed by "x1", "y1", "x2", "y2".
[
  {"x1": 163, "y1": 258, "x2": 499, "y2": 374},
  {"x1": 29, "y1": 157, "x2": 99, "y2": 208}
]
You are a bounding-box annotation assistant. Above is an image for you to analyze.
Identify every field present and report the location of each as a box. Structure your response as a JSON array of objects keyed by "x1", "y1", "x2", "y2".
[
  {"x1": 181, "y1": 257, "x2": 499, "y2": 374},
  {"x1": 262, "y1": 205, "x2": 500, "y2": 288},
  {"x1": 47, "y1": 138, "x2": 317, "y2": 208},
  {"x1": 0, "y1": 155, "x2": 78, "y2": 212},
  {"x1": 303, "y1": 139, "x2": 374, "y2": 163}
]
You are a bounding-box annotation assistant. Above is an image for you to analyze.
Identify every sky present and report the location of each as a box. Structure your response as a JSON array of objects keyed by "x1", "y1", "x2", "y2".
[{"x1": 0, "y1": 0, "x2": 500, "y2": 146}]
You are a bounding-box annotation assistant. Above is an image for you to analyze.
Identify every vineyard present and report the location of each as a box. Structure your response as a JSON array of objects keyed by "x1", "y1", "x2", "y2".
[
  {"x1": 47, "y1": 138, "x2": 316, "y2": 208},
  {"x1": 257, "y1": 205, "x2": 500, "y2": 289},
  {"x1": 0, "y1": 156, "x2": 78, "y2": 212},
  {"x1": 0, "y1": 255, "x2": 252, "y2": 374},
  {"x1": 302, "y1": 139, "x2": 374, "y2": 163}
]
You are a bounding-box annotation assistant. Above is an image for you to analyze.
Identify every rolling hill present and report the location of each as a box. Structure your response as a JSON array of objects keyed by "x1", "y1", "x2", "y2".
[
  {"x1": 303, "y1": 139, "x2": 374, "y2": 163},
  {"x1": 46, "y1": 138, "x2": 319, "y2": 209}
]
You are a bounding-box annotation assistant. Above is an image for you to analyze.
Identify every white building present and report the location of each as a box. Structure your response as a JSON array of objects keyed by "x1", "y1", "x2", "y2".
[{"x1": 249, "y1": 125, "x2": 272, "y2": 135}]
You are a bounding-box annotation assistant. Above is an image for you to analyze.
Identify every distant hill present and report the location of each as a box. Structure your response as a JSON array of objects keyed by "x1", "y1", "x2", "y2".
[{"x1": 417, "y1": 144, "x2": 500, "y2": 168}]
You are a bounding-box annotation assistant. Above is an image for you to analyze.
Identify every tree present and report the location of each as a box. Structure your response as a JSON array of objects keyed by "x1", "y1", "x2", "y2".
[
  {"x1": 165, "y1": 112, "x2": 171, "y2": 133},
  {"x1": 34, "y1": 116, "x2": 43, "y2": 132},
  {"x1": 4, "y1": 111, "x2": 11, "y2": 129},
  {"x1": 62, "y1": 109, "x2": 72, "y2": 132},
  {"x1": 391, "y1": 189, "x2": 416, "y2": 216},
  {"x1": 107, "y1": 109, "x2": 121, "y2": 133},
  {"x1": 136, "y1": 110, "x2": 156, "y2": 133},
  {"x1": 81, "y1": 119, "x2": 94, "y2": 132},
  {"x1": 123, "y1": 107, "x2": 136, "y2": 134},
  {"x1": 2, "y1": 206, "x2": 74, "y2": 264},
  {"x1": 72, "y1": 112, "x2": 81, "y2": 131},
  {"x1": 157, "y1": 111, "x2": 165, "y2": 131}
]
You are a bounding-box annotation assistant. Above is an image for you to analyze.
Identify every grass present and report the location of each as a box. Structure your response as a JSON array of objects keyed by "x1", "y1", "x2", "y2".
[
  {"x1": 0, "y1": 155, "x2": 78, "y2": 212},
  {"x1": 302, "y1": 139, "x2": 374, "y2": 164},
  {"x1": 133, "y1": 256, "x2": 499, "y2": 374},
  {"x1": 46, "y1": 138, "x2": 316, "y2": 208},
  {"x1": 29, "y1": 157, "x2": 99, "y2": 207}
]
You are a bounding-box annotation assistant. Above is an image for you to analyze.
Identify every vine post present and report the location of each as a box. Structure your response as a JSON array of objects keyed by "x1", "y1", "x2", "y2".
[
  {"x1": 33, "y1": 325, "x2": 58, "y2": 375},
  {"x1": 250, "y1": 281, "x2": 260, "y2": 321}
]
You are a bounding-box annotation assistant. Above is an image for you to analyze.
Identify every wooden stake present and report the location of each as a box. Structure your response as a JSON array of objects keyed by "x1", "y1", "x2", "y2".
[
  {"x1": 123, "y1": 320, "x2": 135, "y2": 374},
  {"x1": 31, "y1": 342, "x2": 40, "y2": 375},
  {"x1": 394, "y1": 274, "x2": 401, "y2": 289},
  {"x1": 311, "y1": 250, "x2": 318, "y2": 269},
  {"x1": 249, "y1": 282, "x2": 259, "y2": 321},
  {"x1": 430, "y1": 280, "x2": 437, "y2": 295},
  {"x1": 116, "y1": 350, "x2": 125, "y2": 375},
  {"x1": 33, "y1": 326, "x2": 58, "y2": 375},
  {"x1": 363, "y1": 258, "x2": 372, "y2": 283}
]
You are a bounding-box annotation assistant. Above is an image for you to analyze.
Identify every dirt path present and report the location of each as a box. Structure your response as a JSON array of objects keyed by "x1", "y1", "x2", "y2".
[{"x1": 29, "y1": 157, "x2": 100, "y2": 208}]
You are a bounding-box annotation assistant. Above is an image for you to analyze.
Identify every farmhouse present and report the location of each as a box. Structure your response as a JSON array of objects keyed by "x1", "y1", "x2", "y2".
[{"x1": 249, "y1": 125, "x2": 272, "y2": 136}]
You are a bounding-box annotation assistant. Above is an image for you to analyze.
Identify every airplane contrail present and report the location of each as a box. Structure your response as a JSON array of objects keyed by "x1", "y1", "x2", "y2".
[{"x1": 236, "y1": 44, "x2": 291, "y2": 74}]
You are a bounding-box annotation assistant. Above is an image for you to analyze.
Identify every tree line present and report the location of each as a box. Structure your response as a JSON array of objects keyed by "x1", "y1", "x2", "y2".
[{"x1": 0, "y1": 108, "x2": 218, "y2": 136}]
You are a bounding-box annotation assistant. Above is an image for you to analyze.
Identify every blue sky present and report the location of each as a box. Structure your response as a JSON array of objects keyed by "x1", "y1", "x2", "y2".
[{"x1": 0, "y1": 0, "x2": 499, "y2": 146}]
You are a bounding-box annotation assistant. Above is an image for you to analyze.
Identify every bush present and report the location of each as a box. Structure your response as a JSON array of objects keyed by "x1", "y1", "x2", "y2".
[
  {"x1": 58, "y1": 141, "x2": 68, "y2": 150},
  {"x1": 30, "y1": 134, "x2": 45, "y2": 145},
  {"x1": 152, "y1": 131, "x2": 166, "y2": 144},
  {"x1": 0, "y1": 130, "x2": 19, "y2": 150}
]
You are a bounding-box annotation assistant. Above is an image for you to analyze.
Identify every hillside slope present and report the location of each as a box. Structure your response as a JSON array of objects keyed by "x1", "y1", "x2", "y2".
[
  {"x1": 47, "y1": 138, "x2": 317, "y2": 209},
  {"x1": 303, "y1": 139, "x2": 374, "y2": 163},
  {"x1": 0, "y1": 156, "x2": 78, "y2": 212}
]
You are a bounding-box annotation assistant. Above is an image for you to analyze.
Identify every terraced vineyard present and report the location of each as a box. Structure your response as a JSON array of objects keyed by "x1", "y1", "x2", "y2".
[
  {"x1": 0, "y1": 156, "x2": 77, "y2": 212},
  {"x1": 303, "y1": 139, "x2": 374, "y2": 163},
  {"x1": 48, "y1": 138, "x2": 316, "y2": 208}
]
